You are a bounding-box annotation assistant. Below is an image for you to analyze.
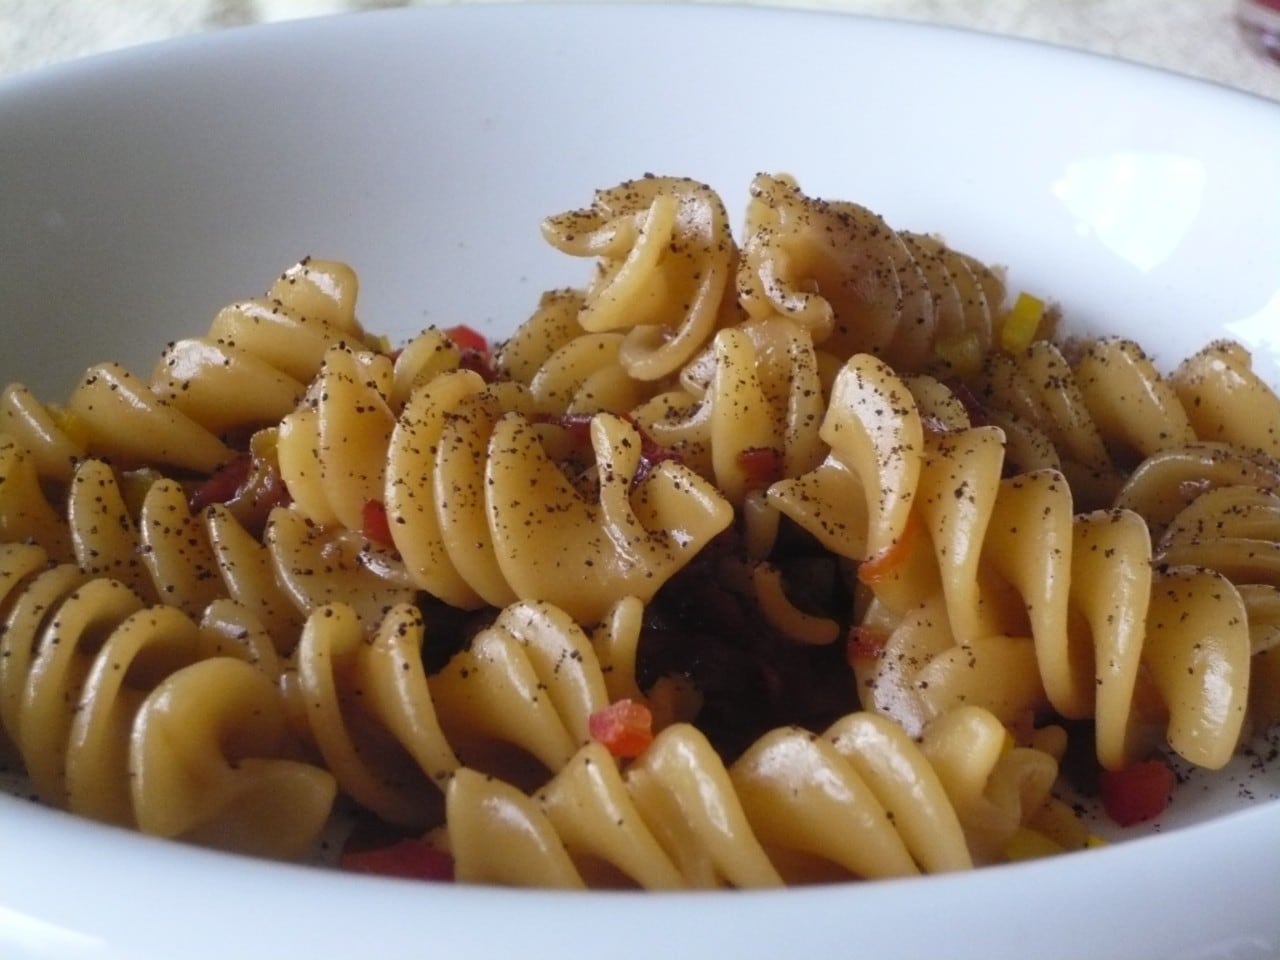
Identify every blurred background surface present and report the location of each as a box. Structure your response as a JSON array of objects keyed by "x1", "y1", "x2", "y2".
[{"x1": 1, "y1": 0, "x2": 1278, "y2": 99}]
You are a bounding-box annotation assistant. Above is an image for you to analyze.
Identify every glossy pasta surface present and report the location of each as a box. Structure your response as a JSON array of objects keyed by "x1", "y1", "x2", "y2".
[{"x1": 1, "y1": 175, "x2": 1277, "y2": 889}]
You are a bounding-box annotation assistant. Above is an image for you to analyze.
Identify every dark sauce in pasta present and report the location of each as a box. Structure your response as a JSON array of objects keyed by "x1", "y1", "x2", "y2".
[{"x1": 636, "y1": 530, "x2": 860, "y2": 763}]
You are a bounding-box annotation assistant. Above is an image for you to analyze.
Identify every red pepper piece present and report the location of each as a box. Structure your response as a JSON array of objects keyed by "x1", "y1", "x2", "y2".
[
  {"x1": 361, "y1": 499, "x2": 395, "y2": 549},
  {"x1": 588, "y1": 699, "x2": 655, "y2": 759},
  {"x1": 845, "y1": 625, "x2": 888, "y2": 665},
  {"x1": 444, "y1": 324, "x2": 494, "y2": 381},
  {"x1": 1099, "y1": 758, "x2": 1176, "y2": 827},
  {"x1": 736, "y1": 446, "x2": 784, "y2": 492},
  {"x1": 189, "y1": 453, "x2": 253, "y2": 513},
  {"x1": 340, "y1": 838, "x2": 455, "y2": 882}
]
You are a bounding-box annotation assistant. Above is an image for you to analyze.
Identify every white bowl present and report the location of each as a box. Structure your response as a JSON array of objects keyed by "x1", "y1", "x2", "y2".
[{"x1": 1, "y1": 5, "x2": 1277, "y2": 959}]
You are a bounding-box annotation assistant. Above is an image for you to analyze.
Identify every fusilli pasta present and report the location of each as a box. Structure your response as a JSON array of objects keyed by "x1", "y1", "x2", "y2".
[{"x1": 1, "y1": 173, "x2": 1275, "y2": 891}]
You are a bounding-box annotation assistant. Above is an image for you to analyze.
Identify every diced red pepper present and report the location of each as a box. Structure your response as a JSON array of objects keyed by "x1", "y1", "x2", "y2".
[
  {"x1": 588, "y1": 699, "x2": 654, "y2": 759},
  {"x1": 1099, "y1": 758, "x2": 1176, "y2": 827},
  {"x1": 856, "y1": 512, "x2": 920, "y2": 587},
  {"x1": 189, "y1": 453, "x2": 253, "y2": 513},
  {"x1": 443, "y1": 324, "x2": 489, "y2": 354},
  {"x1": 444, "y1": 324, "x2": 495, "y2": 381},
  {"x1": 340, "y1": 838, "x2": 455, "y2": 882},
  {"x1": 737, "y1": 446, "x2": 784, "y2": 492},
  {"x1": 188, "y1": 449, "x2": 292, "y2": 538},
  {"x1": 361, "y1": 499, "x2": 395, "y2": 549},
  {"x1": 845, "y1": 625, "x2": 888, "y2": 664}
]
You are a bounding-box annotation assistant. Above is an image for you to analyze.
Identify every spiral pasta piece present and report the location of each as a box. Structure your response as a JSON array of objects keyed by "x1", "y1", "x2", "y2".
[
  {"x1": 1, "y1": 259, "x2": 366, "y2": 482},
  {"x1": 274, "y1": 334, "x2": 733, "y2": 624},
  {"x1": 1115, "y1": 441, "x2": 1280, "y2": 535},
  {"x1": 970, "y1": 337, "x2": 1280, "y2": 511},
  {"x1": 441, "y1": 704, "x2": 1059, "y2": 889},
  {"x1": 0, "y1": 434, "x2": 73, "y2": 561},
  {"x1": 277, "y1": 342, "x2": 398, "y2": 533},
  {"x1": 1169, "y1": 339, "x2": 1280, "y2": 457},
  {"x1": 737, "y1": 174, "x2": 1016, "y2": 374},
  {"x1": 1157, "y1": 484, "x2": 1280, "y2": 735},
  {"x1": 493, "y1": 289, "x2": 584, "y2": 384},
  {"x1": 0, "y1": 542, "x2": 331, "y2": 856},
  {"x1": 284, "y1": 602, "x2": 458, "y2": 827},
  {"x1": 492, "y1": 290, "x2": 650, "y2": 417},
  {"x1": 484, "y1": 411, "x2": 734, "y2": 623},
  {"x1": 265, "y1": 504, "x2": 416, "y2": 630},
  {"x1": 131, "y1": 656, "x2": 336, "y2": 858},
  {"x1": 631, "y1": 316, "x2": 828, "y2": 506},
  {"x1": 150, "y1": 257, "x2": 368, "y2": 436},
  {"x1": 0, "y1": 432, "x2": 305, "y2": 651},
  {"x1": 767, "y1": 352, "x2": 923, "y2": 563},
  {"x1": 777, "y1": 354, "x2": 1255, "y2": 770},
  {"x1": 541, "y1": 176, "x2": 741, "y2": 381},
  {"x1": 387, "y1": 376, "x2": 732, "y2": 623},
  {"x1": 283, "y1": 595, "x2": 648, "y2": 828}
]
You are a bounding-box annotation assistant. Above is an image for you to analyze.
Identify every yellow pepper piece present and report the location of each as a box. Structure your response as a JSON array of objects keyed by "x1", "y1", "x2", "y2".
[
  {"x1": 1002, "y1": 292, "x2": 1045, "y2": 353},
  {"x1": 1003, "y1": 826, "x2": 1065, "y2": 862}
]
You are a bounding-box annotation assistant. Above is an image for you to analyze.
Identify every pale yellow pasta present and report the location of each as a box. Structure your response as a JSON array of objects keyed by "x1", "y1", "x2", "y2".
[
  {"x1": 265, "y1": 504, "x2": 416, "y2": 629},
  {"x1": 276, "y1": 343, "x2": 397, "y2": 532},
  {"x1": 135, "y1": 476, "x2": 226, "y2": 617},
  {"x1": 150, "y1": 257, "x2": 367, "y2": 435},
  {"x1": 383, "y1": 369, "x2": 497, "y2": 609},
  {"x1": 197, "y1": 597, "x2": 286, "y2": 677},
  {"x1": 916, "y1": 706, "x2": 1058, "y2": 863},
  {"x1": 784, "y1": 353, "x2": 1255, "y2": 770},
  {"x1": 269, "y1": 330, "x2": 733, "y2": 624},
  {"x1": 284, "y1": 602, "x2": 459, "y2": 827},
  {"x1": 1157, "y1": 484, "x2": 1280, "y2": 736},
  {"x1": 737, "y1": 174, "x2": 1012, "y2": 373},
  {"x1": 0, "y1": 541, "x2": 327, "y2": 856},
  {"x1": 65, "y1": 362, "x2": 235, "y2": 473},
  {"x1": 0, "y1": 175, "x2": 1276, "y2": 888},
  {"x1": 631, "y1": 317, "x2": 828, "y2": 506},
  {"x1": 429, "y1": 599, "x2": 613, "y2": 779},
  {"x1": 589, "y1": 594, "x2": 647, "y2": 704},
  {"x1": 522, "y1": 329, "x2": 648, "y2": 417},
  {"x1": 0, "y1": 435, "x2": 73, "y2": 561},
  {"x1": 1171, "y1": 339, "x2": 1280, "y2": 456},
  {"x1": 0, "y1": 435, "x2": 304, "y2": 653},
  {"x1": 395, "y1": 374, "x2": 732, "y2": 622},
  {"x1": 202, "y1": 500, "x2": 305, "y2": 650},
  {"x1": 491, "y1": 288, "x2": 584, "y2": 384},
  {"x1": 131, "y1": 657, "x2": 336, "y2": 858},
  {"x1": 281, "y1": 594, "x2": 663, "y2": 830},
  {"x1": 388, "y1": 326, "x2": 472, "y2": 408},
  {"x1": 973, "y1": 336, "x2": 1280, "y2": 511},
  {"x1": 750, "y1": 562, "x2": 841, "y2": 646},
  {"x1": 541, "y1": 176, "x2": 741, "y2": 381},
  {"x1": 1, "y1": 259, "x2": 364, "y2": 481},
  {"x1": 768, "y1": 352, "x2": 924, "y2": 562},
  {"x1": 439, "y1": 705, "x2": 1060, "y2": 889},
  {"x1": 0, "y1": 384, "x2": 91, "y2": 485},
  {"x1": 483, "y1": 409, "x2": 733, "y2": 624},
  {"x1": 443, "y1": 767, "x2": 589, "y2": 888}
]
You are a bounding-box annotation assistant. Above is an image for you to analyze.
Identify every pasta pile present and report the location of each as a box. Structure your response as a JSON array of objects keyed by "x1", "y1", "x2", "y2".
[{"x1": 1, "y1": 173, "x2": 1278, "y2": 888}]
